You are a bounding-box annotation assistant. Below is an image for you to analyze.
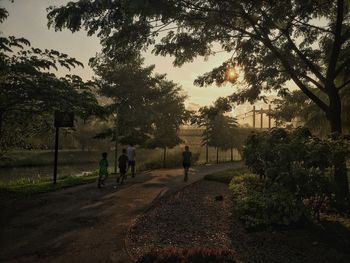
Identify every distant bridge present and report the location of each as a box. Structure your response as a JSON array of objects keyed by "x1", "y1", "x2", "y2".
[{"x1": 235, "y1": 105, "x2": 277, "y2": 129}]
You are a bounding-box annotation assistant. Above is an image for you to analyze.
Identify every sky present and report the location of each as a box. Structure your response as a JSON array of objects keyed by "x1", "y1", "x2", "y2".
[{"x1": 1, "y1": 0, "x2": 275, "y2": 127}]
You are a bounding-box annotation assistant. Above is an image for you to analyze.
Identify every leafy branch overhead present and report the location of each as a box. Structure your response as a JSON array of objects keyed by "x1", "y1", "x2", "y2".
[
  {"x1": 48, "y1": 0, "x2": 350, "y2": 133},
  {"x1": 0, "y1": 11, "x2": 102, "y2": 153}
]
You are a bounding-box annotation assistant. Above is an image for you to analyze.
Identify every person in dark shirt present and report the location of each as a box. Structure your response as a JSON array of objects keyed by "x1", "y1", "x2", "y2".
[
  {"x1": 98, "y1": 152, "x2": 108, "y2": 188},
  {"x1": 182, "y1": 145, "x2": 192, "y2": 182},
  {"x1": 118, "y1": 148, "x2": 129, "y2": 184}
]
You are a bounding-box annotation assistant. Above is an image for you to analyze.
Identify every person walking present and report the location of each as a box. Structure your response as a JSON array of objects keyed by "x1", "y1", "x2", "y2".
[
  {"x1": 127, "y1": 144, "x2": 136, "y2": 178},
  {"x1": 118, "y1": 148, "x2": 129, "y2": 184},
  {"x1": 98, "y1": 152, "x2": 109, "y2": 188},
  {"x1": 182, "y1": 146, "x2": 192, "y2": 182}
]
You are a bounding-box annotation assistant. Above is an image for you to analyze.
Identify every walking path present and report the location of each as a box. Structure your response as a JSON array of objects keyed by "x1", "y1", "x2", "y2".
[{"x1": 0, "y1": 162, "x2": 242, "y2": 263}]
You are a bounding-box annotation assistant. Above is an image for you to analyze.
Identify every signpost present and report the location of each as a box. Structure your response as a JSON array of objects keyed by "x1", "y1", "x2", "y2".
[{"x1": 53, "y1": 111, "x2": 74, "y2": 184}]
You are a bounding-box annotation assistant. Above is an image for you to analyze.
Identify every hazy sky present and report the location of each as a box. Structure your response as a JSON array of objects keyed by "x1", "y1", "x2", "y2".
[{"x1": 1, "y1": 0, "x2": 239, "y2": 110}]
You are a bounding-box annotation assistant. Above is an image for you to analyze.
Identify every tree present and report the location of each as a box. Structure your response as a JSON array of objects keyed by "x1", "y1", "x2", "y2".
[
  {"x1": 145, "y1": 79, "x2": 190, "y2": 167},
  {"x1": 0, "y1": 8, "x2": 101, "y2": 155},
  {"x1": 48, "y1": 0, "x2": 350, "y2": 205},
  {"x1": 272, "y1": 86, "x2": 350, "y2": 136},
  {"x1": 90, "y1": 54, "x2": 167, "y2": 146},
  {"x1": 48, "y1": 0, "x2": 350, "y2": 133},
  {"x1": 194, "y1": 98, "x2": 237, "y2": 163}
]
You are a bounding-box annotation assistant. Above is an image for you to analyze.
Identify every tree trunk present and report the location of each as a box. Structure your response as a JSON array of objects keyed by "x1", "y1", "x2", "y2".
[
  {"x1": 206, "y1": 144, "x2": 209, "y2": 163},
  {"x1": 163, "y1": 147, "x2": 166, "y2": 168},
  {"x1": 216, "y1": 147, "x2": 219, "y2": 164},
  {"x1": 327, "y1": 91, "x2": 349, "y2": 209},
  {"x1": 230, "y1": 146, "x2": 233, "y2": 162},
  {"x1": 327, "y1": 90, "x2": 342, "y2": 134},
  {"x1": 0, "y1": 111, "x2": 3, "y2": 144}
]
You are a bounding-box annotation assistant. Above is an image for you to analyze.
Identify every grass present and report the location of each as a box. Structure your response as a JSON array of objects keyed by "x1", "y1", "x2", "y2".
[
  {"x1": 204, "y1": 167, "x2": 248, "y2": 184},
  {"x1": 137, "y1": 149, "x2": 201, "y2": 171},
  {"x1": 0, "y1": 172, "x2": 98, "y2": 196}
]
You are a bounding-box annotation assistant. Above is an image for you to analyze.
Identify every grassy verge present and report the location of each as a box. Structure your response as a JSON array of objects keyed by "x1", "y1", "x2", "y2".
[
  {"x1": 137, "y1": 150, "x2": 200, "y2": 171},
  {"x1": 0, "y1": 172, "x2": 98, "y2": 196},
  {"x1": 204, "y1": 167, "x2": 248, "y2": 184}
]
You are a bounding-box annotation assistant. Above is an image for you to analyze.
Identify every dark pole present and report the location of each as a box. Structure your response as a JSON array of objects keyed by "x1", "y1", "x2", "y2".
[
  {"x1": 216, "y1": 147, "x2": 219, "y2": 164},
  {"x1": 253, "y1": 106, "x2": 256, "y2": 128},
  {"x1": 268, "y1": 104, "x2": 272, "y2": 129},
  {"x1": 206, "y1": 144, "x2": 209, "y2": 163},
  {"x1": 163, "y1": 147, "x2": 166, "y2": 168},
  {"x1": 205, "y1": 122, "x2": 209, "y2": 164},
  {"x1": 114, "y1": 114, "x2": 118, "y2": 174},
  {"x1": 53, "y1": 126, "x2": 59, "y2": 184}
]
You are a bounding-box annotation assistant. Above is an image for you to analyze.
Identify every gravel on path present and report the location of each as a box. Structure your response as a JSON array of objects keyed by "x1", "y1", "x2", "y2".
[
  {"x1": 127, "y1": 179, "x2": 350, "y2": 263},
  {"x1": 127, "y1": 180, "x2": 234, "y2": 260}
]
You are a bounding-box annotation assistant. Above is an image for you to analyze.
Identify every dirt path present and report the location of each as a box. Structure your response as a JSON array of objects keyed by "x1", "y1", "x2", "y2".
[{"x1": 0, "y1": 162, "x2": 242, "y2": 263}]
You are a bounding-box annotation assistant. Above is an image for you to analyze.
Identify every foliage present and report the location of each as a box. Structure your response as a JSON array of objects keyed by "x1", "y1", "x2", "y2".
[
  {"x1": 230, "y1": 174, "x2": 306, "y2": 230},
  {"x1": 0, "y1": 172, "x2": 97, "y2": 196},
  {"x1": 243, "y1": 127, "x2": 350, "y2": 214},
  {"x1": 136, "y1": 247, "x2": 237, "y2": 263},
  {"x1": 192, "y1": 98, "x2": 238, "y2": 162},
  {"x1": 138, "y1": 149, "x2": 200, "y2": 170},
  {"x1": 272, "y1": 87, "x2": 350, "y2": 136},
  {"x1": 91, "y1": 54, "x2": 159, "y2": 145},
  {"x1": 48, "y1": 0, "x2": 350, "y2": 133},
  {"x1": 145, "y1": 79, "x2": 191, "y2": 150},
  {"x1": 91, "y1": 54, "x2": 189, "y2": 150},
  {"x1": 0, "y1": 9, "x2": 101, "y2": 156}
]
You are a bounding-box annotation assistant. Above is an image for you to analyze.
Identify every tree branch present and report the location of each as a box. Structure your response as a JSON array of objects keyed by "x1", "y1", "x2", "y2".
[
  {"x1": 300, "y1": 74, "x2": 326, "y2": 92},
  {"x1": 239, "y1": 6, "x2": 329, "y2": 113},
  {"x1": 337, "y1": 78, "x2": 350, "y2": 90},
  {"x1": 292, "y1": 18, "x2": 334, "y2": 34}
]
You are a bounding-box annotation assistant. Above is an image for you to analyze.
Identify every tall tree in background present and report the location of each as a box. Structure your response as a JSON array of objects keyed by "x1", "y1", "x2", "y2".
[
  {"x1": 194, "y1": 98, "x2": 237, "y2": 163},
  {"x1": 90, "y1": 54, "x2": 165, "y2": 145},
  {"x1": 145, "y1": 79, "x2": 190, "y2": 167},
  {"x1": 48, "y1": 0, "x2": 350, "y2": 204}
]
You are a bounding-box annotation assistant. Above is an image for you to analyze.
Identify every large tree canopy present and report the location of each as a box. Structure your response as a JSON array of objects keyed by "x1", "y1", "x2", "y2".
[{"x1": 48, "y1": 0, "x2": 350, "y2": 133}]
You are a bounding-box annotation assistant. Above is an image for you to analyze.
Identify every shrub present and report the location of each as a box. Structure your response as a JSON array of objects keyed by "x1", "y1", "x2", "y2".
[
  {"x1": 136, "y1": 247, "x2": 237, "y2": 263},
  {"x1": 242, "y1": 127, "x2": 349, "y2": 217},
  {"x1": 230, "y1": 174, "x2": 306, "y2": 230}
]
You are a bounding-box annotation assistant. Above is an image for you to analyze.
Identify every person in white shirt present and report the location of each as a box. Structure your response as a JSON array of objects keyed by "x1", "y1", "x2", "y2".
[{"x1": 127, "y1": 144, "x2": 136, "y2": 177}]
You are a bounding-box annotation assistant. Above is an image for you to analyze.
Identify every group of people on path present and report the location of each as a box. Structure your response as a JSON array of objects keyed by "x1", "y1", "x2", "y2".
[
  {"x1": 98, "y1": 145, "x2": 136, "y2": 188},
  {"x1": 98, "y1": 145, "x2": 192, "y2": 188}
]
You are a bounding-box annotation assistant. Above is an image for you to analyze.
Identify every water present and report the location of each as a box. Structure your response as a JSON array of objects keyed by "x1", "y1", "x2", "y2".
[{"x1": 0, "y1": 163, "x2": 98, "y2": 182}]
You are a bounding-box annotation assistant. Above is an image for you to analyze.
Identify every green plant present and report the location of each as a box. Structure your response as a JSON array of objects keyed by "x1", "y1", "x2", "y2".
[
  {"x1": 136, "y1": 247, "x2": 237, "y2": 263},
  {"x1": 137, "y1": 150, "x2": 200, "y2": 171},
  {"x1": 204, "y1": 167, "x2": 247, "y2": 184},
  {"x1": 230, "y1": 174, "x2": 306, "y2": 230},
  {"x1": 243, "y1": 127, "x2": 349, "y2": 213},
  {"x1": 0, "y1": 172, "x2": 98, "y2": 195}
]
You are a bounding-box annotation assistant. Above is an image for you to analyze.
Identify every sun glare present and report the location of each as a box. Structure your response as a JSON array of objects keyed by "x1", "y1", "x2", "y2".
[{"x1": 226, "y1": 67, "x2": 238, "y2": 81}]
